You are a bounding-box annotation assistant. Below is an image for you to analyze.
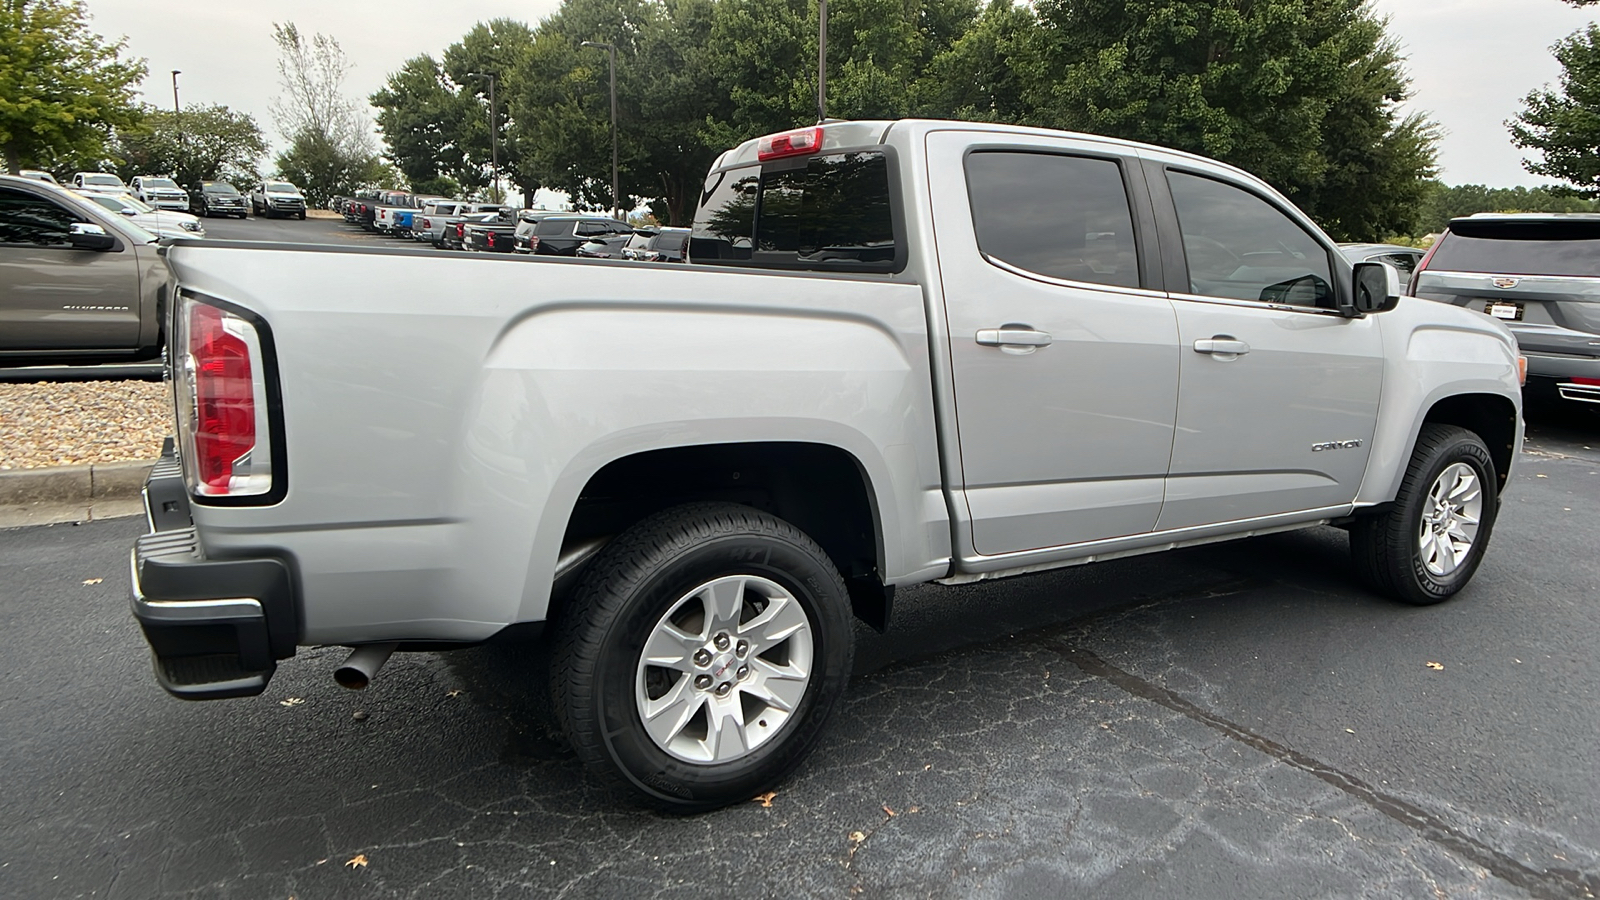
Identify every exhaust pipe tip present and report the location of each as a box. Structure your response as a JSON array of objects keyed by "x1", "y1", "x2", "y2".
[{"x1": 334, "y1": 643, "x2": 399, "y2": 690}]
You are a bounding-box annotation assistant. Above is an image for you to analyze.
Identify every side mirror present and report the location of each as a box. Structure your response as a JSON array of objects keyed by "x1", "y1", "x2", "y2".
[
  {"x1": 69, "y1": 222, "x2": 116, "y2": 251},
  {"x1": 1352, "y1": 260, "x2": 1402, "y2": 314},
  {"x1": 119, "y1": 208, "x2": 136, "y2": 216}
]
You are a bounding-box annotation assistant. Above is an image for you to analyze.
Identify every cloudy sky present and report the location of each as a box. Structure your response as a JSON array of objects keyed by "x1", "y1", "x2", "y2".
[{"x1": 84, "y1": 0, "x2": 1598, "y2": 189}]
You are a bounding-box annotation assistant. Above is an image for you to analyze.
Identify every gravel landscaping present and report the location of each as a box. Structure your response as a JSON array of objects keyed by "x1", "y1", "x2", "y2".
[{"x1": 0, "y1": 381, "x2": 171, "y2": 470}]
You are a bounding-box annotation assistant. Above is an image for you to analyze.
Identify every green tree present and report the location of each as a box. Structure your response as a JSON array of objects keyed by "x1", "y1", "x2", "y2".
[
  {"x1": 109, "y1": 104, "x2": 267, "y2": 186},
  {"x1": 939, "y1": 0, "x2": 1436, "y2": 240},
  {"x1": 0, "y1": 0, "x2": 146, "y2": 174},
  {"x1": 268, "y1": 22, "x2": 381, "y2": 204},
  {"x1": 1414, "y1": 180, "x2": 1600, "y2": 234},
  {"x1": 1510, "y1": 24, "x2": 1600, "y2": 196},
  {"x1": 442, "y1": 19, "x2": 537, "y2": 202},
  {"x1": 371, "y1": 54, "x2": 486, "y2": 196}
]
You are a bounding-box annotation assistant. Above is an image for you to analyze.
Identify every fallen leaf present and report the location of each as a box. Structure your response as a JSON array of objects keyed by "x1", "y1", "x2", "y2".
[
  {"x1": 848, "y1": 831, "x2": 866, "y2": 843},
  {"x1": 316, "y1": 859, "x2": 327, "y2": 865},
  {"x1": 1345, "y1": 728, "x2": 1355, "y2": 734},
  {"x1": 752, "y1": 791, "x2": 776, "y2": 808},
  {"x1": 279, "y1": 697, "x2": 305, "y2": 707},
  {"x1": 1426, "y1": 661, "x2": 1444, "y2": 670},
  {"x1": 446, "y1": 690, "x2": 463, "y2": 698},
  {"x1": 882, "y1": 805, "x2": 896, "y2": 817},
  {"x1": 345, "y1": 854, "x2": 368, "y2": 869},
  {"x1": 1536, "y1": 473, "x2": 1548, "y2": 478},
  {"x1": 922, "y1": 764, "x2": 932, "y2": 771},
  {"x1": 81, "y1": 578, "x2": 103, "y2": 585}
]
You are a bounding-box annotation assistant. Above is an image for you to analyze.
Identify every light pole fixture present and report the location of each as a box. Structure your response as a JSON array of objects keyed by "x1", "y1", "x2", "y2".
[
  {"x1": 466, "y1": 72, "x2": 501, "y2": 204},
  {"x1": 580, "y1": 41, "x2": 619, "y2": 219}
]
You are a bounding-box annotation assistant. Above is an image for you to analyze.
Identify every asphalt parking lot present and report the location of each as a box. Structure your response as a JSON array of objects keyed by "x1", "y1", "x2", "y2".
[{"x1": 2, "y1": 399, "x2": 1598, "y2": 899}]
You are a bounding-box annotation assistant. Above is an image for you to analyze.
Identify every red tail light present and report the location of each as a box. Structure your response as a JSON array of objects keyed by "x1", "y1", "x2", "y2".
[
  {"x1": 757, "y1": 126, "x2": 824, "y2": 161},
  {"x1": 176, "y1": 296, "x2": 276, "y2": 500},
  {"x1": 456, "y1": 223, "x2": 465, "y2": 239},
  {"x1": 421, "y1": 217, "x2": 431, "y2": 229},
  {"x1": 1574, "y1": 377, "x2": 1600, "y2": 386},
  {"x1": 487, "y1": 231, "x2": 496, "y2": 249}
]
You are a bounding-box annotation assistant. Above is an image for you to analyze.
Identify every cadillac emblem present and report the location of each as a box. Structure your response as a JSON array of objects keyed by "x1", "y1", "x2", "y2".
[{"x1": 1492, "y1": 277, "x2": 1519, "y2": 289}]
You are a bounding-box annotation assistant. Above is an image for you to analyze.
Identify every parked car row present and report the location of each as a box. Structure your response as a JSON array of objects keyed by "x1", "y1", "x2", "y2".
[
  {"x1": 26, "y1": 171, "x2": 306, "y2": 221},
  {"x1": 328, "y1": 190, "x2": 691, "y2": 262}
]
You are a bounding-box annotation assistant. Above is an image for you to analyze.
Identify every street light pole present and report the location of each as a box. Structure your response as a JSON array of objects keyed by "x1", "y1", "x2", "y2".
[
  {"x1": 817, "y1": 0, "x2": 827, "y2": 123},
  {"x1": 581, "y1": 41, "x2": 619, "y2": 219},
  {"x1": 467, "y1": 72, "x2": 501, "y2": 204},
  {"x1": 171, "y1": 70, "x2": 183, "y2": 178}
]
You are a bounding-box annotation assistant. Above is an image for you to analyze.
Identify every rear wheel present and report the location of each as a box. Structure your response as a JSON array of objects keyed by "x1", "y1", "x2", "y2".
[
  {"x1": 1351, "y1": 424, "x2": 1498, "y2": 605},
  {"x1": 552, "y1": 502, "x2": 854, "y2": 812}
]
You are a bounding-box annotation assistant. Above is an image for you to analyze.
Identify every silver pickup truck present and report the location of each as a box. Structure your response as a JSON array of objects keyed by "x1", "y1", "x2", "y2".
[{"x1": 132, "y1": 120, "x2": 1524, "y2": 811}]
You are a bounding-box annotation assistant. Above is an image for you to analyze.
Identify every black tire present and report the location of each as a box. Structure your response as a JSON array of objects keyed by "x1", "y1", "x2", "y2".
[
  {"x1": 297, "y1": 211, "x2": 306, "y2": 220},
  {"x1": 552, "y1": 502, "x2": 855, "y2": 812},
  {"x1": 1351, "y1": 424, "x2": 1499, "y2": 605}
]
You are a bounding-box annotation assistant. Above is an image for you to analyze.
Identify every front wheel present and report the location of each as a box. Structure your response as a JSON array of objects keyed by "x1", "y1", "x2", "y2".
[
  {"x1": 552, "y1": 503, "x2": 855, "y2": 812},
  {"x1": 297, "y1": 211, "x2": 306, "y2": 220},
  {"x1": 1351, "y1": 424, "x2": 1499, "y2": 605}
]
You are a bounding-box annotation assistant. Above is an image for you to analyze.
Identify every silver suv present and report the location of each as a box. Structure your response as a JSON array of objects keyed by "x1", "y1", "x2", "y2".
[{"x1": 1411, "y1": 214, "x2": 1600, "y2": 404}]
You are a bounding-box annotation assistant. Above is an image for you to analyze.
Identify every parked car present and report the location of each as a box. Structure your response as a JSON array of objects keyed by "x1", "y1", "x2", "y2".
[
  {"x1": 526, "y1": 214, "x2": 633, "y2": 255},
  {"x1": 463, "y1": 208, "x2": 523, "y2": 252},
  {"x1": 575, "y1": 231, "x2": 642, "y2": 258},
  {"x1": 1410, "y1": 213, "x2": 1600, "y2": 405},
  {"x1": 622, "y1": 227, "x2": 690, "y2": 263},
  {"x1": 251, "y1": 181, "x2": 307, "y2": 219},
  {"x1": 72, "y1": 172, "x2": 128, "y2": 194},
  {"x1": 341, "y1": 190, "x2": 382, "y2": 227},
  {"x1": 136, "y1": 120, "x2": 1523, "y2": 814},
  {"x1": 437, "y1": 211, "x2": 496, "y2": 251},
  {"x1": 512, "y1": 210, "x2": 556, "y2": 252},
  {"x1": 1339, "y1": 243, "x2": 1423, "y2": 280},
  {"x1": 190, "y1": 181, "x2": 248, "y2": 218},
  {"x1": 0, "y1": 174, "x2": 168, "y2": 364},
  {"x1": 19, "y1": 169, "x2": 59, "y2": 185},
  {"x1": 373, "y1": 193, "x2": 422, "y2": 235},
  {"x1": 77, "y1": 191, "x2": 206, "y2": 240},
  {"x1": 130, "y1": 176, "x2": 189, "y2": 211},
  {"x1": 414, "y1": 201, "x2": 498, "y2": 247}
]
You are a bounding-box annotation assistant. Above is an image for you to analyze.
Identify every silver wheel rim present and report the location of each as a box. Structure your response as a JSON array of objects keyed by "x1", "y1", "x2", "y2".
[
  {"x1": 1417, "y1": 462, "x2": 1483, "y2": 577},
  {"x1": 634, "y1": 574, "x2": 815, "y2": 764}
]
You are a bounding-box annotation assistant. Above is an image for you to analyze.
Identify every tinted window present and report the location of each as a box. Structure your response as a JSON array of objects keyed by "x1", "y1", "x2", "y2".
[
  {"x1": 1429, "y1": 221, "x2": 1600, "y2": 277},
  {"x1": 535, "y1": 218, "x2": 573, "y2": 236},
  {"x1": 964, "y1": 151, "x2": 1139, "y2": 289},
  {"x1": 143, "y1": 178, "x2": 177, "y2": 189},
  {"x1": 266, "y1": 182, "x2": 297, "y2": 192},
  {"x1": 653, "y1": 231, "x2": 688, "y2": 252},
  {"x1": 1372, "y1": 251, "x2": 1420, "y2": 277},
  {"x1": 201, "y1": 182, "x2": 239, "y2": 195},
  {"x1": 1168, "y1": 171, "x2": 1333, "y2": 307},
  {"x1": 691, "y1": 151, "x2": 896, "y2": 269},
  {"x1": 0, "y1": 189, "x2": 82, "y2": 244},
  {"x1": 577, "y1": 220, "x2": 622, "y2": 236}
]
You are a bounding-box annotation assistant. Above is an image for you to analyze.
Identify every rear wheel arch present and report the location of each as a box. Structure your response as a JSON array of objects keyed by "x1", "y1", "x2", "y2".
[{"x1": 549, "y1": 441, "x2": 889, "y2": 632}]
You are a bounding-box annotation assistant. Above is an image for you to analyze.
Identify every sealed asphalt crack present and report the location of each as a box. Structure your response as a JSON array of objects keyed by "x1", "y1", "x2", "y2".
[{"x1": 1054, "y1": 641, "x2": 1600, "y2": 900}]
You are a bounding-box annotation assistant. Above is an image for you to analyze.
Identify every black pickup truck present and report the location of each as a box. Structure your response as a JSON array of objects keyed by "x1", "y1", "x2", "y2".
[
  {"x1": 0, "y1": 174, "x2": 170, "y2": 365},
  {"x1": 462, "y1": 208, "x2": 523, "y2": 253}
]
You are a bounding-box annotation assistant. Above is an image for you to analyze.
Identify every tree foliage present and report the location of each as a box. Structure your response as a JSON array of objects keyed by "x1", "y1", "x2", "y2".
[
  {"x1": 109, "y1": 104, "x2": 267, "y2": 186},
  {"x1": 371, "y1": 55, "x2": 486, "y2": 195},
  {"x1": 0, "y1": 0, "x2": 146, "y2": 174},
  {"x1": 1510, "y1": 23, "x2": 1600, "y2": 196},
  {"x1": 269, "y1": 21, "x2": 382, "y2": 203},
  {"x1": 1415, "y1": 180, "x2": 1600, "y2": 234},
  {"x1": 368, "y1": 0, "x2": 1433, "y2": 236}
]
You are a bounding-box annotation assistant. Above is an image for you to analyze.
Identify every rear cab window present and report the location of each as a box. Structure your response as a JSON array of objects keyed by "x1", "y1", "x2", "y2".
[{"x1": 690, "y1": 149, "x2": 900, "y2": 271}]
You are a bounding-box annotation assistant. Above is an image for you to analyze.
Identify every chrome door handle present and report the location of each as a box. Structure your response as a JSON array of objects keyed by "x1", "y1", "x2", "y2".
[
  {"x1": 1193, "y1": 337, "x2": 1251, "y2": 356},
  {"x1": 976, "y1": 327, "x2": 1053, "y2": 348}
]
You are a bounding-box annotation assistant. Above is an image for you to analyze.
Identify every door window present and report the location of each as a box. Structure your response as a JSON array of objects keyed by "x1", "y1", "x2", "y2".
[
  {"x1": 1167, "y1": 171, "x2": 1333, "y2": 308},
  {"x1": 965, "y1": 151, "x2": 1140, "y2": 289},
  {"x1": 0, "y1": 189, "x2": 80, "y2": 245}
]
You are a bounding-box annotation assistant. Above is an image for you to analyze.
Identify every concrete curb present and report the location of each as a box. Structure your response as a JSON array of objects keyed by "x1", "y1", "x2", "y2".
[{"x1": 0, "y1": 460, "x2": 156, "y2": 506}]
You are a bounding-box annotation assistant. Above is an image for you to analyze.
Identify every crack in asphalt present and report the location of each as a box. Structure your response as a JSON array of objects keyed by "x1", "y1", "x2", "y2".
[{"x1": 1055, "y1": 641, "x2": 1600, "y2": 900}]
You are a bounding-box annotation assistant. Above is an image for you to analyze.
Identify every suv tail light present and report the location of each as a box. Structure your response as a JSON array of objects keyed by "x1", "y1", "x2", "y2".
[{"x1": 174, "y1": 294, "x2": 278, "y2": 501}]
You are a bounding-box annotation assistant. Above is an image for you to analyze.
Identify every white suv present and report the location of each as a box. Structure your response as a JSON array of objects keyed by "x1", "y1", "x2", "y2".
[
  {"x1": 72, "y1": 172, "x2": 128, "y2": 194},
  {"x1": 131, "y1": 176, "x2": 189, "y2": 211}
]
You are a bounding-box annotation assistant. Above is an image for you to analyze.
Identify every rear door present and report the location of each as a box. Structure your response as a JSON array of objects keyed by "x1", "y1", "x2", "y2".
[
  {"x1": 1147, "y1": 161, "x2": 1383, "y2": 530},
  {"x1": 0, "y1": 186, "x2": 143, "y2": 352},
  {"x1": 929, "y1": 131, "x2": 1180, "y2": 556}
]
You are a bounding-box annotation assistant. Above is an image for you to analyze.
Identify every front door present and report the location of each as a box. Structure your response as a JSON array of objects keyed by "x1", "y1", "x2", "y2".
[
  {"x1": 0, "y1": 187, "x2": 142, "y2": 353},
  {"x1": 928, "y1": 131, "x2": 1180, "y2": 556},
  {"x1": 1152, "y1": 165, "x2": 1384, "y2": 530}
]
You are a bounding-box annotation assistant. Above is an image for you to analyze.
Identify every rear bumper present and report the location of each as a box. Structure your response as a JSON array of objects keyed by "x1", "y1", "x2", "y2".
[{"x1": 129, "y1": 445, "x2": 298, "y2": 700}]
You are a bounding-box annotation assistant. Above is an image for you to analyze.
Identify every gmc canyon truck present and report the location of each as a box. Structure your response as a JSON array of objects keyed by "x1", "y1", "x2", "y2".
[{"x1": 131, "y1": 120, "x2": 1524, "y2": 811}]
